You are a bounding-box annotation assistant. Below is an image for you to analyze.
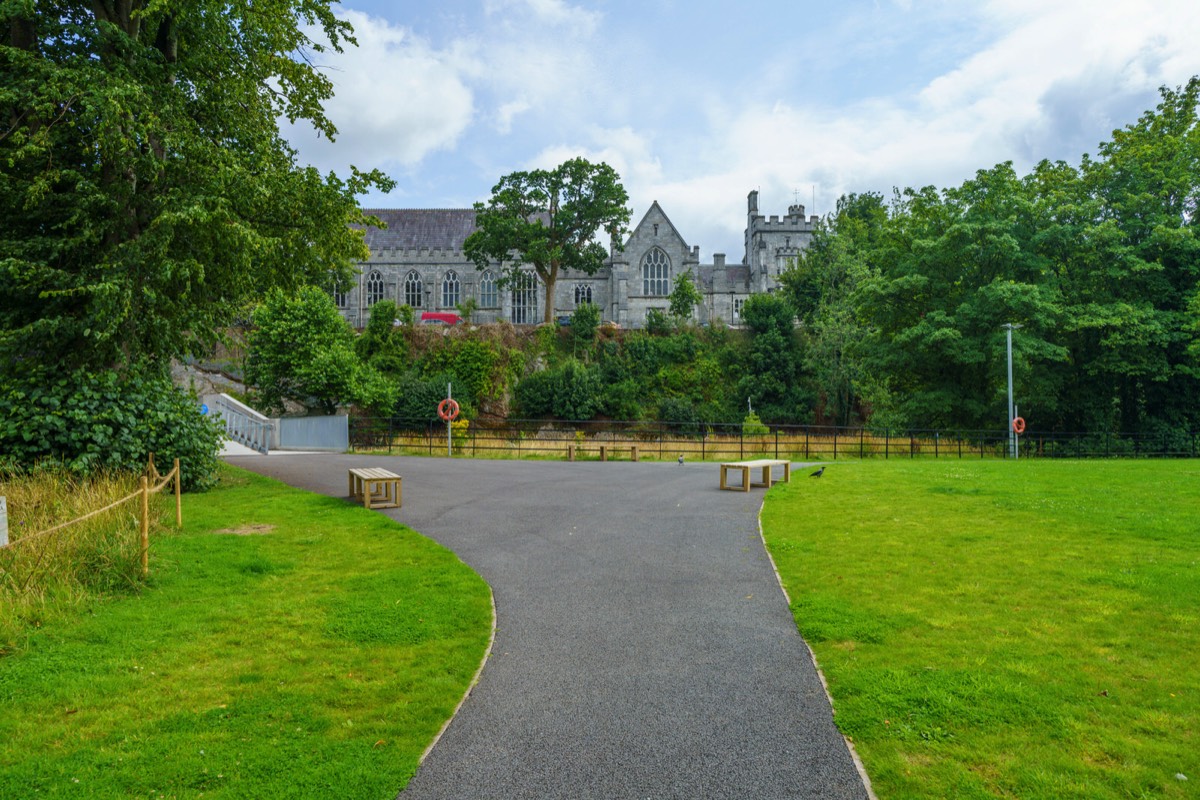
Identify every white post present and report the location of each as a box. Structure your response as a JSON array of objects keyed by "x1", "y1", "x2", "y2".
[
  {"x1": 1002, "y1": 323, "x2": 1021, "y2": 459},
  {"x1": 0, "y1": 496, "x2": 8, "y2": 547},
  {"x1": 447, "y1": 382, "x2": 453, "y2": 458}
]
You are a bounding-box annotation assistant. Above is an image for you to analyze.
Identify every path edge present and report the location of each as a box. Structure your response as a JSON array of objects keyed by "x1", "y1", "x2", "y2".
[
  {"x1": 756, "y1": 501, "x2": 879, "y2": 800},
  {"x1": 415, "y1": 584, "x2": 498, "y2": 767}
]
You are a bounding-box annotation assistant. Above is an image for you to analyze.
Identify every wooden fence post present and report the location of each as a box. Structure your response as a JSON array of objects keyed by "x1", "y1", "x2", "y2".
[
  {"x1": 174, "y1": 458, "x2": 182, "y2": 528},
  {"x1": 140, "y1": 476, "x2": 150, "y2": 578}
]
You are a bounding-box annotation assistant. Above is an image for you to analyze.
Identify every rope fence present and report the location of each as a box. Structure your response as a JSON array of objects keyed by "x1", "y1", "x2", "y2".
[{"x1": 0, "y1": 455, "x2": 183, "y2": 578}]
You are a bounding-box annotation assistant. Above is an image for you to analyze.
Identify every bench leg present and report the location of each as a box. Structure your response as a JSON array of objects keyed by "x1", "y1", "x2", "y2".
[
  {"x1": 783, "y1": 462, "x2": 791, "y2": 483},
  {"x1": 631, "y1": 445, "x2": 638, "y2": 462},
  {"x1": 720, "y1": 465, "x2": 729, "y2": 489},
  {"x1": 742, "y1": 467, "x2": 750, "y2": 492},
  {"x1": 600, "y1": 445, "x2": 608, "y2": 462}
]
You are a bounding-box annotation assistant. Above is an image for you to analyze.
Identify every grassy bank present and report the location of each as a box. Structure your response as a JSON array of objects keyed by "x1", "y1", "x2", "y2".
[
  {"x1": 1, "y1": 468, "x2": 148, "y2": 649},
  {"x1": 0, "y1": 465, "x2": 492, "y2": 799},
  {"x1": 762, "y1": 460, "x2": 1199, "y2": 799}
]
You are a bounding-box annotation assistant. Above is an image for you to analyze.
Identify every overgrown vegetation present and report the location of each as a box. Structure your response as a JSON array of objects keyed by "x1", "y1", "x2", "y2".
[
  {"x1": 0, "y1": 466, "x2": 157, "y2": 652},
  {"x1": 762, "y1": 460, "x2": 1200, "y2": 799},
  {"x1": 0, "y1": 465, "x2": 492, "y2": 798}
]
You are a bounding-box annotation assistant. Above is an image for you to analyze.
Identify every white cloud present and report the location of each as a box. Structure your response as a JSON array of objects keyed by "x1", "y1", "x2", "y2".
[
  {"x1": 285, "y1": 9, "x2": 475, "y2": 171},
  {"x1": 631, "y1": 0, "x2": 1200, "y2": 256},
  {"x1": 484, "y1": 0, "x2": 601, "y2": 36}
]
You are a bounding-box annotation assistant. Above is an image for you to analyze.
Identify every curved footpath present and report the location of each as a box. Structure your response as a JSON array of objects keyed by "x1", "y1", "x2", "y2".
[{"x1": 227, "y1": 453, "x2": 870, "y2": 800}]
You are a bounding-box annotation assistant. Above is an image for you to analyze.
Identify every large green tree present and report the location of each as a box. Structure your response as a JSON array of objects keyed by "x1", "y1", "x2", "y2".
[
  {"x1": 245, "y1": 286, "x2": 393, "y2": 415},
  {"x1": 464, "y1": 158, "x2": 631, "y2": 325},
  {"x1": 0, "y1": 1, "x2": 391, "y2": 375}
]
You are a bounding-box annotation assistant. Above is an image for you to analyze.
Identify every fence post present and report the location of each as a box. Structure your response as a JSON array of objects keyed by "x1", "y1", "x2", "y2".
[
  {"x1": 859, "y1": 427, "x2": 864, "y2": 458},
  {"x1": 833, "y1": 429, "x2": 837, "y2": 460},
  {"x1": 140, "y1": 476, "x2": 150, "y2": 579},
  {"x1": 804, "y1": 427, "x2": 809, "y2": 460},
  {"x1": 173, "y1": 458, "x2": 182, "y2": 529},
  {"x1": 740, "y1": 428, "x2": 744, "y2": 460},
  {"x1": 775, "y1": 429, "x2": 779, "y2": 459},
  {"x1": 885, "y1": 429, "x2": 889, "y2": 459}
]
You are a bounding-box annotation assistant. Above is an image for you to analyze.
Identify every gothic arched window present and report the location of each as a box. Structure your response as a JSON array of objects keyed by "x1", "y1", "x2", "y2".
[
  {"x1": 574, "y1": 283, "x2": 593, "y2": 306},
  {"x1": 404, "y1": 271, "x2": 423, "y2": 308},
  {"x1": 442, "y1": 270, "x2": 460, "y2": 309},
  {"x1": 365, "y1": 270, "x2": 385, "y2": 307},
  {"x1": 641, "y1": 248, "x2": 669, "y2": 296},
  {"x1": 479, "y1": 270, "x2": 498, "y2": 308},
  {"x1": 511, "y1": 271, "x2": 538, "y2": 324}
]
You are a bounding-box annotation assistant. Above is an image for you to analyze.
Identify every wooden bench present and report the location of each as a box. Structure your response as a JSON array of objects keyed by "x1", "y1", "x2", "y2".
[
  {"x1": 720, "y1": 459, "x2": 791, "y2": 492},
  {"x1": 348, "y1": 467, "x2": 402, "y2": 509},
  {"x1": 566, "y1": 444, "x2": 639, "y2": 462}
]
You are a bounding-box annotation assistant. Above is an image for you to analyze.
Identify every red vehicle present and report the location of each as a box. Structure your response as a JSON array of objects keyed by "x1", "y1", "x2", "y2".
[{"x1": 419, "y1": 311, "x2": 462, "y2": 326}]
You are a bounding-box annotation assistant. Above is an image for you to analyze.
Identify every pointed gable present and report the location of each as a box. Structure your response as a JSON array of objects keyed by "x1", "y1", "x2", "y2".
[{"x1": 624, "y1": 200, "x2": 689, "y2": 252}]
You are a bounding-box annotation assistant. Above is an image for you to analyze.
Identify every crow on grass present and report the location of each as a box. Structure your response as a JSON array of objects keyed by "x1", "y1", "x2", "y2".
[{"x1": 810, "y1": 467, "x2": 825, "y2": 478}]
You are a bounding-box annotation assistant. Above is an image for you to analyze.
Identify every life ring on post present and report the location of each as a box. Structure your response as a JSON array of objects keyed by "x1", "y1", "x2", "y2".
[
  {"x1": 437, "y1": 398, "x2": 461, "y2": 422},
  {"x1": 1012, "y1": 416, "x2": 1026, "y2": 435}
]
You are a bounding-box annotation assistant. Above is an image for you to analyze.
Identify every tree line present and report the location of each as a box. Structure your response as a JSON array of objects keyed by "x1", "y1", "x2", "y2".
[{"x1": 779, "y1": 79, "x2": 1200, "y2": 437}]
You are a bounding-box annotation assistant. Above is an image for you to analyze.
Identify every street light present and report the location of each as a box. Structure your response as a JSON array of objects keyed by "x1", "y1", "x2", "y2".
[{"x1": 1001, "y1": 323, "x2": 1023, "y2": 459}]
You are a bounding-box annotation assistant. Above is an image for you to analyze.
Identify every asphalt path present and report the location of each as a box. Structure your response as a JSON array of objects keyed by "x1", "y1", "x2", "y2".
[{"x1": 226, "y1": 453, "x2": 870, "y2": 800}]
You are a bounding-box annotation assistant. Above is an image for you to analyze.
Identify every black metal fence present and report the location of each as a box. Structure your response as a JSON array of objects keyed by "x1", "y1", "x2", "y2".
[{"x1": 349, "y1": 417, "x2": 1200, "y2": 460}]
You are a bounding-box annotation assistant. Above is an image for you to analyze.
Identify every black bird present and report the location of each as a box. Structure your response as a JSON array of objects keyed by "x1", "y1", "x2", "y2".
[{"x1": 810, "y1": 467, "x2": 825, "y2": 478}]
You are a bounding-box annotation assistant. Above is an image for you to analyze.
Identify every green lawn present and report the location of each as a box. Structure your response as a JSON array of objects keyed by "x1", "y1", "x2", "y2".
[
  {"x1": 0, "y1": 465, "x2": 492, "y2": 799},
  {"x1": 762, "y1": 460, "x2": 1199, "y2": 799}
]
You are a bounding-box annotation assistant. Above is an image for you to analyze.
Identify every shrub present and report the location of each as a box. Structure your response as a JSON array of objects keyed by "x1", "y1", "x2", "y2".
[
  {"x1": 645, "y1": 308, "x2": 672, "y2": 335},
  {"x1": 742, "y1": 411, "x2": 770, "y2": 437},
  {"x1": 0, "y1": 367, "x2": 223, "y2": 491},
  {"x1": 515, "y1": 359, "x2": 603, "y2": 420}
]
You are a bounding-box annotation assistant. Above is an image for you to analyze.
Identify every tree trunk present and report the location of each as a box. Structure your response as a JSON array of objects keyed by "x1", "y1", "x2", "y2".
[{"x1": 541, "y1": 264, "x2": 558, "y2": 324}]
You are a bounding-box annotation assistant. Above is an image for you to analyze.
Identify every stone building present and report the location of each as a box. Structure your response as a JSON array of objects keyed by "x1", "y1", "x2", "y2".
[{"x1": 335, "y1": 190, "x2": 818, "y2": 329}]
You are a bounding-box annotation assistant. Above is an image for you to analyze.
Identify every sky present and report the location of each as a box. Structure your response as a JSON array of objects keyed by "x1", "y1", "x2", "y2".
[{"x1": 285, "y1": 0, "x2": 1200, "y2": 261}]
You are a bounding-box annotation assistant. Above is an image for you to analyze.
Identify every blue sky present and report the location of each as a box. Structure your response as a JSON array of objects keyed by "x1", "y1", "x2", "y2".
[{"x1": 285, "y1": 0, "x2": 1200, "y2": 259}]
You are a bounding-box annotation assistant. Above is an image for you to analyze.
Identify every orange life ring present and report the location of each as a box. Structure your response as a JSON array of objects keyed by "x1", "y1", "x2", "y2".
[
  {"x1": 1012, "y1": 416, "x2": 1026, "y2": 435},
  {"x1": 437, "y1": 398, "x2": 460, "y2": 422}
]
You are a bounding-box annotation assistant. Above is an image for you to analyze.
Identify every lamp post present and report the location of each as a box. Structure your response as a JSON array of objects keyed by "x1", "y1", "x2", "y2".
[{"x1": 1002, "y1": 323, "x2": 1022, "y2": 459}]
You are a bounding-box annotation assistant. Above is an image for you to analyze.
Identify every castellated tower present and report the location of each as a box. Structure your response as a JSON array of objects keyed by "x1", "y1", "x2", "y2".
[{"x1": 743, "y1": 190, "x2": 819, "y2": 293}]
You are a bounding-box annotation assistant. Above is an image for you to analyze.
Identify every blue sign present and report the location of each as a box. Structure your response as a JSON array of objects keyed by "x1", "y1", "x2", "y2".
[{"x1": 200, "y1": 403, "x2": 209, "y2": 415}]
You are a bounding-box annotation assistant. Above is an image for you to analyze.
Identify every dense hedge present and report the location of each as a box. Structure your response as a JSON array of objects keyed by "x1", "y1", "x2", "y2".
[{"x1": 0, "y1": 368, "x2": 223, "y2": 491}]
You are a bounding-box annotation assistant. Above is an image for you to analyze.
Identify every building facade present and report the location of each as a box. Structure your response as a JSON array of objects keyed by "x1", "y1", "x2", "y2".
[{"x1": 336, "y1": 190, "x2": 818, "y2": 329}]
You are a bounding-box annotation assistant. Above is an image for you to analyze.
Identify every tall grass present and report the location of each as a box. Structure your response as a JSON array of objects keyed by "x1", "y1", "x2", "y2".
[{"x1": 0, "y1": 466, "x2": 164, "y2": 651}]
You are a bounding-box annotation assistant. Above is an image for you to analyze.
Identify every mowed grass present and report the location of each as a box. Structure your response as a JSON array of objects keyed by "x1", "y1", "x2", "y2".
[
  {"x1": 0, "y1": 465, "x2": 492, "y2": 799},
  {"x1": 762, "y1": 460, "x2": 1199, "y2": 800}
]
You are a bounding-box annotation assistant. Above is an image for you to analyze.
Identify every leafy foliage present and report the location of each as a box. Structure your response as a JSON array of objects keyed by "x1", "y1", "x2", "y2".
[
  {"x1": 0, "y1": 2, "x2": 392, "y2": 375},
  {"x1": 516, "y1": 359, "x2": 603, "y2": 420},
  {"x1": 569, "y1": 301, "x2": 601, "y2": 357},
  {"x1": 246, "y1": 287, "x2": 393, "y2": 415},
  {"x1": 668, "y1": 268, "x2": 704, "y2": 322},
  {"x1": 0, "y1": 367, "x2": 222, "y2": 490}
]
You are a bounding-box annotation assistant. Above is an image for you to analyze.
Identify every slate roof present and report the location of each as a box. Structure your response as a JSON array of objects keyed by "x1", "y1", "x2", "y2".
[
  {"x1": 358, "y1": 209, "x2": 478, "y2": 251},
  {"x1": 697, "y1": 264, "x2": 752, "y2": 291}
]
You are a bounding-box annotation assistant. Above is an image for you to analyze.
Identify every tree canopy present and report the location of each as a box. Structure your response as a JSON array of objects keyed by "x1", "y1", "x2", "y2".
[
  {"x1": 464, "y1": 158, "x2": 631, "y2": 325},
  {"x1": 0, "y1": 1, "x2": 392, "y2": 377},
  {"x1": 780, "y1": 78, "x2": 1200, "y2": 435}
]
